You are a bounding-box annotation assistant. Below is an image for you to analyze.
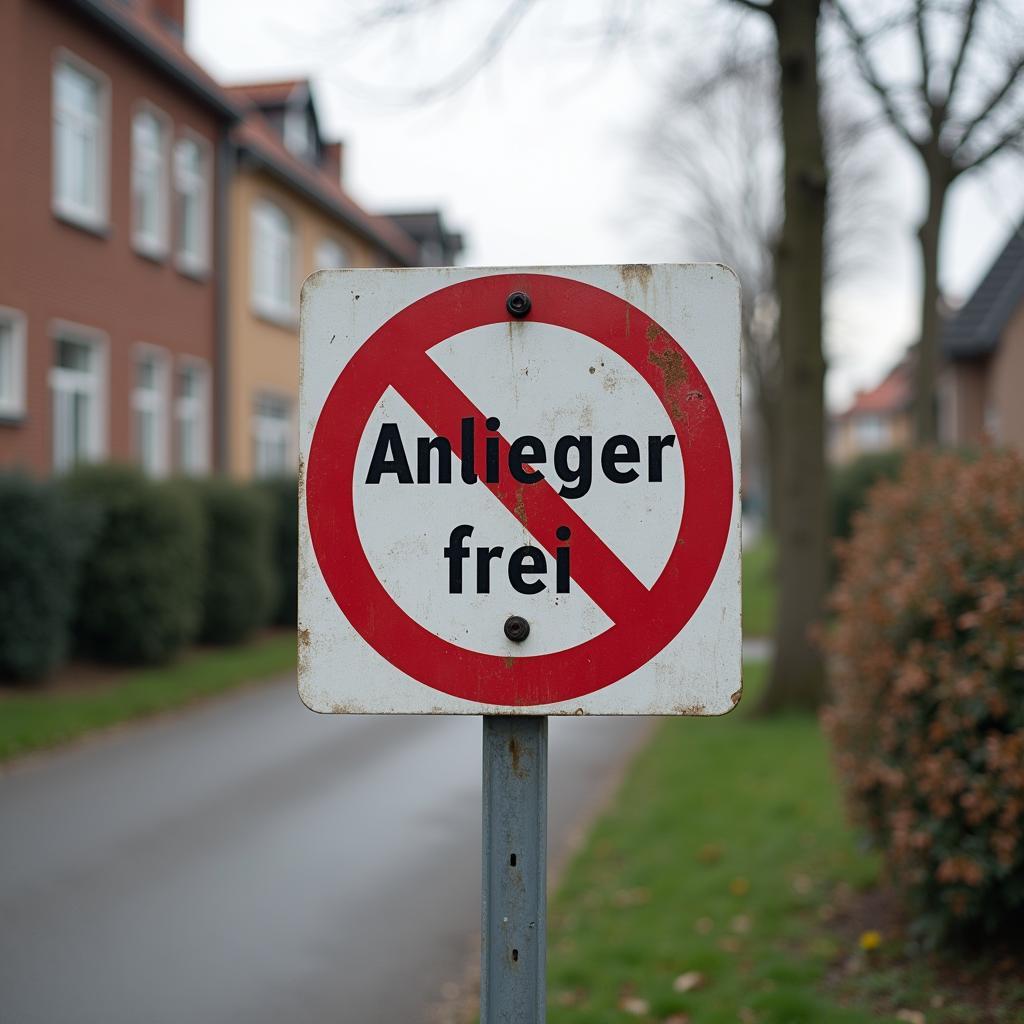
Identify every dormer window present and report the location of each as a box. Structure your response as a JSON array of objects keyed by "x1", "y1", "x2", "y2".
[{"x1": 284, "y1": 105, "x2": 315, "y2": 161}]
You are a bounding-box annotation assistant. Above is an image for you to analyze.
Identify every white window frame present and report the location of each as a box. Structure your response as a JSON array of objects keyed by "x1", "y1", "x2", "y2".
[
  {"x1": 0, "y1": 307, "x2": 27, "y2": 420},
  {"x1": 52, "y1": 49, "x2": 111, "y2": 232},
  {"x1": 131, "y1": 103, "x2": 171, "y2": 259},
  {"x1": 314, "y1": 237, "x2": 350, "y2": 270},
  {"x1": 252, "y1": 392, "x2": 293, "y2": 479},
  {"x1": 49, "y1": 320, "x2": 108, "y2": 472},
  {"x1": 175, "y1": 357, "x2": 211, "y2": 475},
  {"x1": 132, "y1": 344, "x2": 171, "y2": 477},
  {"x1": 284, "y1": 104, "x2": 314, "y2": 161},
  {"x1": 174, "y1": 130, "x2": 212, "y2": 277},
  {"x1": 251, "y1": 198, "x2": 296, "y2": 325}
]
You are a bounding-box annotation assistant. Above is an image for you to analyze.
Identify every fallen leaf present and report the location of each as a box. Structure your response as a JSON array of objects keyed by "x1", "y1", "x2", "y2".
[
  {"x1": 731, "y1": 914, "x2": 752, "y2": 935},
  {"x1": 613, "y1": 887, "x2": 652, "y2": 908},
  {"x1": 694, "y1": 916, "x2": 715, "y2": 935},
  {"x1": 672, "y1": 971, "x2": 705, "y2": 993},
  {"x1": 619, "y1": 996, "x2": 650, "y2": 1016},
  {"x1": 663, "y1": 1015, "x2": 691, "y2": 1024},
  {"x1": 895, "y1": 1011, "x2": 925, "y2": 1024},
  {"x1": 697, "y1": 843, "x2": 723, "y2": 864},
  {"x1": 738, "y1": 1008, "x2": 757, "y2": 1023},
  {"x1": 729, "y1": 877, "x2": 750, "y2": 897},
  {"x1": 791, "y1": 874, "x2": 813, "y2": 895}
]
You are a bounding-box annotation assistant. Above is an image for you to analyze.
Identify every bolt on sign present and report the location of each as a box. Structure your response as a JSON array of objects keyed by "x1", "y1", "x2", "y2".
[{"x1": 299, "y1": 265, "x2": 741, "y2": 715}]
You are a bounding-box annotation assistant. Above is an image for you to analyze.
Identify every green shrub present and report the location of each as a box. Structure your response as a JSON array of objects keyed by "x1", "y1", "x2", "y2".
[
  {"x1": 257, "y1": 476, "x2": 297, "y2": 626},
  {"x1": 194, "y1": 479, "x2": 276, "y2": 643},
  {"x1": 65, "y1": 464, "x2": 205, "y2": 664},
  {"x1": 830, "y1": 450, "x2": 905, "y2": 542},
  {"x1": 824, "y1": 450, "x2": 1024, "y2": 944},
  {"x1": 0, "y1": 474, "x2": 93, "y2": 681}
]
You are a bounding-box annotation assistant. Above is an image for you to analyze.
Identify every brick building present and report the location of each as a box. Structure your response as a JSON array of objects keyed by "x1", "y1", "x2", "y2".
[{"x1": 0, "y1": 0, "x2": 238, "y2": 475}]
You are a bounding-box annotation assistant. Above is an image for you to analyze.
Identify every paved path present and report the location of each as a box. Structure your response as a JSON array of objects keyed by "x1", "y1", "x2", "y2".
[{"x1": 0, "y1": 679, "x2": 652, "y2": 1024}]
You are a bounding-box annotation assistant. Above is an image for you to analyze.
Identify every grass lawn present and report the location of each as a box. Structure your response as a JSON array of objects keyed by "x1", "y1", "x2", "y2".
[
  {"x1": 742, "y1": 538, "x2": 775, "y2": 639},
  {"x1": 547, "y1": 662, "x2": 895, "y2": 1024},
  {"x1": 0, "y1": 631, "x2": 296, "y2": 763}
]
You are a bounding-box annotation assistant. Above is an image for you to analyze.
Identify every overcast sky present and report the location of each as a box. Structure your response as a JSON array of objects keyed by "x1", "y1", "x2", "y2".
[{"x1": 188, "y1": 0, "x2": 1024, "y2": 409}]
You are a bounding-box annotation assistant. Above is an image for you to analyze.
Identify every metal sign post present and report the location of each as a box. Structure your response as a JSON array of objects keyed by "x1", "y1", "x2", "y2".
[{"x1": 481, "y1": 716, "x2": 548, "y2": 1024}]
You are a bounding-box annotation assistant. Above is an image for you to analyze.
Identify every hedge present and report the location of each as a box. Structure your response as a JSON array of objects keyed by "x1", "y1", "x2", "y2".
[
  {"x1": 64, "y1": 464, "x2": 205, "y2": 665},
  {"x1": 257, "y1": 476, "x2": 298, "y2": 626},
  {"x1": 0, "y1": 474, "x2": 93, "y2": 681},
  {"x1": 824, "y1": 450, "x2": 1024, "y2": 944},
  {"x1": 193, "y1": 479, "x2": 276, "y2": 644}
]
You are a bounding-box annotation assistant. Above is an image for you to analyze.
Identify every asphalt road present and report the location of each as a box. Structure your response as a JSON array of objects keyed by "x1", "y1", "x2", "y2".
[{"x1": 0, "y1": 679, "x2": 652, "y2": 1024}]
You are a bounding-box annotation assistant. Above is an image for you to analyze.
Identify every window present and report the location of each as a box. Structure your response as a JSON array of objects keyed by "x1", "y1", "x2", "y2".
[
  {"x1": 853, "y1": 413, "x2": 888, "y2": 451},
  {"x1": 176, "y1": 361, "x2": 209, "y2": 474},
  {"x1": 315, "y1": 238, "x2": 350, "y2": 270},
  {"x1": 133, "y1": 348, "x2": 169, "y2": 476},
  {"x1": 50, "y1": 329, "x2": 106, "y2": 471},
  {"x1": 174, "y1": 136, "x2": 209, "y2": 274},
  {"x1": 251, "y1": 200, "x2": 295, "y2": 322},
  {"x1": 52, "y1": 55, "x2": 108, "y2": 228},
  {"x1": 284, "y1": 106, "x2": 315, "y2": 161},
  {"x1": 0, "y1": 309, "x2": 27, "y2": 419},
  {"x1": 132, "y1": 108, "x2": 169, "y2": 256},
  {"x1": 252, "y1": 393, "x2": 292, "y2": 478}
]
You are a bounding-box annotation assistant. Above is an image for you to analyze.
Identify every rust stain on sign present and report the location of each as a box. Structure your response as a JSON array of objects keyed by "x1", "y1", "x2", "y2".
[
  {"x1": 674, "y1": 702, "x2": 706, "y2": 716},
  {"x1": 514, "y1": 486, "x2": 527, "y2": 526},
  {"x1": 619, "y1": 263, "x2": 653, "y2": 289},
  {"x1": 647, "y1": 346, "x2": 688, "y2": 419}
]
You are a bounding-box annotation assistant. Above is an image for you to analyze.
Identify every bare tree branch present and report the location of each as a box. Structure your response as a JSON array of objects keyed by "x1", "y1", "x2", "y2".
[
  {"x1": 728, "y1": 0, "x2": 775, "y2": 14},
  {"x1": 953, "y1": 50, "x2": 1024, "y2": 158},
  {"x1": 914, "y1": 0, "x2": 932, "y2": 101},
  {"x1": 955, "y1": 112, "x2": 1024, "y2": 172},
  {"x1": 945, "y1": 0, "x2": 980, "y2": 102},
  {"x1": 832, "y1": 2, "x2": 923, "y2": 150}
]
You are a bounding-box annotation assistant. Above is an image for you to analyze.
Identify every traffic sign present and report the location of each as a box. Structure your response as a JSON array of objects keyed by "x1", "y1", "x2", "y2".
[{"x1": 299, "y1": 265, "x2": 741, "y2": 715}]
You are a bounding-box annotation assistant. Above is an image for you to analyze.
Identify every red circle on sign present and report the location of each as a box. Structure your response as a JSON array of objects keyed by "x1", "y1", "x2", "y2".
[{"x1": 306, "y1": 273, "x2": 733, "y2": 706}]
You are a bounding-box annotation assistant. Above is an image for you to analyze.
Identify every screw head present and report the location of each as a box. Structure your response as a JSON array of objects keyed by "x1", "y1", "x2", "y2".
[
  {"x1": 506, "y1": 291, "x2": 531, "y2": 318},
  {"x1": 503, "y1": 615, "x2": 530, "y2": 643}
]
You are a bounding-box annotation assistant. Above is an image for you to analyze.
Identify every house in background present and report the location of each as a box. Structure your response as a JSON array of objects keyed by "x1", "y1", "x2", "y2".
[
  {"x1": 0, "y1": 0, "x2": 238, "y2": 476},
  {"x1": 389, "y1": 210, "x2": 465, "y2": 267},
  {"x1": 830, "y1": 354, "x2": 913, "y2": 465},
  {"x1": 941, "y1": 222, "x2": 1024, "y2": 453},
  {"x1": 222, "y1": 79, "x2": 462, "y2": 478}
]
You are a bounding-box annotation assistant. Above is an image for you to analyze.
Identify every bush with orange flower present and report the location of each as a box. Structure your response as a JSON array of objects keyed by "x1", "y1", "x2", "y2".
[{"x1": 823, "y1": 449, "x2": 1024, "y2": 944}]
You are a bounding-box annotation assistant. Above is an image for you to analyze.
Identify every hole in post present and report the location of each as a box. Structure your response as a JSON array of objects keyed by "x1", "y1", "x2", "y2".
[
  {"x1": 512, "y1": 949, "x2": 519, "y2": 962},
  {"x1": 510, "y1": 853, "x2": 517, "y2": 867}
]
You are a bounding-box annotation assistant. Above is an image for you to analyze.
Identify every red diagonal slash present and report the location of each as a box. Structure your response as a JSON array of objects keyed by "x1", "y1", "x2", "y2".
[{"x1": 390, "y1": 354, "x2": 652, "y2": 621}]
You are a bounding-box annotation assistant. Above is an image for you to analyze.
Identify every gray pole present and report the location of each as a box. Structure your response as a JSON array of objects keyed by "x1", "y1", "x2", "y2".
[{"x1": 481, "y1": 715, "x2": 548, "y2": 1024}]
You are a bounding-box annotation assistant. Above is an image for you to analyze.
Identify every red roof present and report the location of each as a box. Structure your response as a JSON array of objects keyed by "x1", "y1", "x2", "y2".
[
  {"x1": 842, "y1": 358, "x2": 913, "y2": 418},
  {"x1": 224, "y1": 80, "x2": 307, "y2": 106},
  {"x1": 231, "y1": 102, "x2": 420, "y2": 265},
  {"x1": 75, "y1": 0, "x2": 240, "y2": 118}
]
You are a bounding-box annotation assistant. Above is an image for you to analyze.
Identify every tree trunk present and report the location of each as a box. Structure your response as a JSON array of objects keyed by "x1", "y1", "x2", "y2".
[
  {"x1": 759, "y1": 0, "x2": 829, "y2": 713},
  {"x1": 913, "y1": 167, "x2": 949, "y2": 445}
]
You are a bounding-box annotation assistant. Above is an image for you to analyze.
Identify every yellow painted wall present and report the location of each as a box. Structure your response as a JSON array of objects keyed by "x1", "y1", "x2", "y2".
[{"x1": 226, "y1": 166, "x2": 386, "y2": 478}]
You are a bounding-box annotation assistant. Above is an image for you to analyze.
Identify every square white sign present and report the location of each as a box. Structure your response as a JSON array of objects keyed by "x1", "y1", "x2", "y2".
[{"x1": 299, "y1": 265, "x2": 741, "y2": 715}]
